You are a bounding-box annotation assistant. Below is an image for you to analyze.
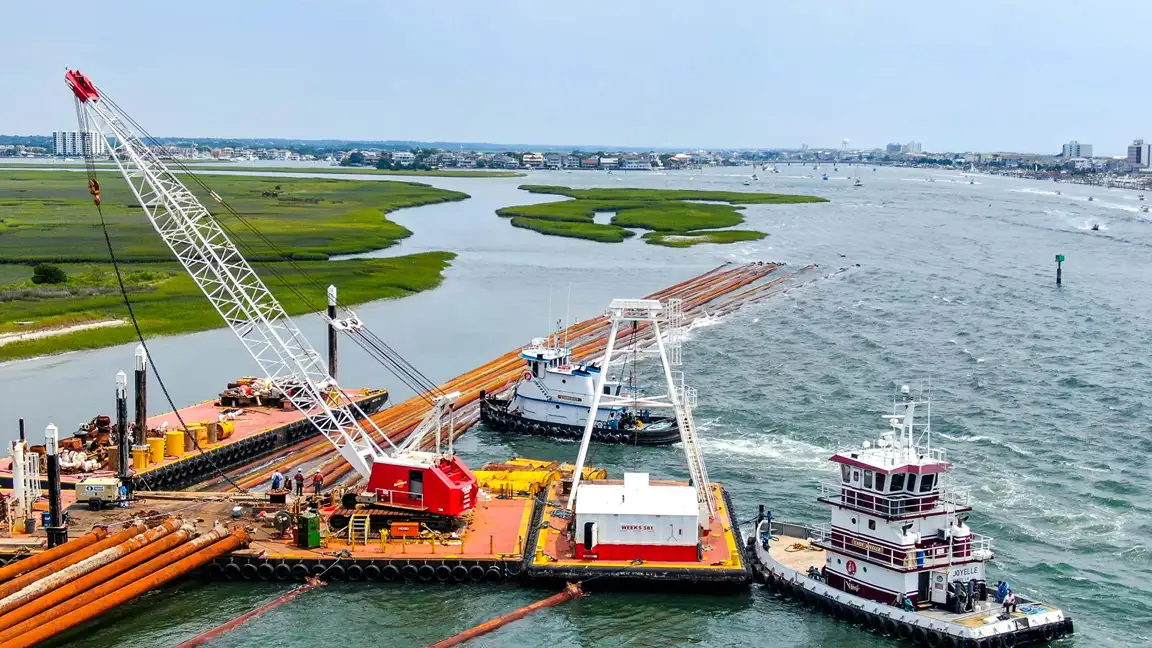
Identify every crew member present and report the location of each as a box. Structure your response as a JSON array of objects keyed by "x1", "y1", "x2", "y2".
[
  {"x1": 271, "y1": 470, "x2": 283, "y2": 491},
  {"x1": 313, "y1": 469, "x2": 324, "y2": 497},
  {"x1": 1003, "y1": 589, "x2": 1017, "y2": 615},
  {"x1": 293, "y1": 469, "x2": 304, "y2": 497}
]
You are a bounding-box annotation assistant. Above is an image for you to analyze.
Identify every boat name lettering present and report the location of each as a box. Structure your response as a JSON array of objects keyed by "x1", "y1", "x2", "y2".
[
  {"x1": 620, "y1": 524, "x2": 655, "y2": 531},
  {"x1": 556, "y1": 394, "x2": 582, "y2": 402},
  {"x1": 844, "y1": 580, "x2": 861, "y2": 592},
  {"x1": 849, "y1": 537, "x2": 886, "y2": 553},
  {"x1": 951, "y1": 565, "x2": 981, "y2": 579}
]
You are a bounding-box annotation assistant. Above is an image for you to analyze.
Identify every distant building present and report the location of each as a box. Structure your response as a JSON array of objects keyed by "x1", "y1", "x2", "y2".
[
  {"x1": 619, "y1": 155, "x2": 650, "y2": 171},
  {"x1": 580, "y1": 157, "x2": 599, "y2": 169},
  {"x1": 1127, "y1": 139, "x2": 1151, "y2": 168},
  {"x1": 391, "y1": 151, "x2": 415, "y2": 166},
  {"x1": 1062, "y1": 141, "x2": 1092, "y2": 158},
  {"x1": 563, "y1": 155, "x2": 581, "y2": 169},
  {"x1": 521, "y1": 153, "x2": 545, "y2": 169},
  {"x1": 52, "y1": 130, "x2": 107, "y2": 157},
  {"x1": 599, "y1": 157, "x2": 619, "y2": 169},
  {"x1": 902, "y1": 141, "x2": 922, "y2": 154},
  {"x1": 885, "y1": 143, "x2": 902, "y2": 155},
  {"x1": 544, "y1": 152, "x2": 563, "y2": 169}
]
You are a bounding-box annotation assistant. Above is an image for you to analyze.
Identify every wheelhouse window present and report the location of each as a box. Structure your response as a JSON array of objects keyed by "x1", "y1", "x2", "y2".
[
  {"x1": 876, "y1": 474, "x2": 887, "y2": 492},
  {"x1": 603, "y1": 386, "x2": 611, "y2": 395},
  {"x1": 863, "y1": 470, "x2": 873, "y2": 489},
  {"x1": 906, "y1": 474, "x2": 917, "y2": 492},
  {"x1": 852, "y1": 470, "x2": 860, "y2": 483},
  {"x1": 919, "y1": 474, "x2": 936, "y2": 492},
  {"x1": 889, "y1": 473, "x2": 905, "y2": 491},
  {"x1": 841, "y1": 464, "x2": 851, "y2": 483}
]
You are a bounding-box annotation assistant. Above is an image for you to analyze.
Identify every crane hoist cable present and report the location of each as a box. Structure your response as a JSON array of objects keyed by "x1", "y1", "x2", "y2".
[
  {"x1": 74, "y1": 102, "x2": 248, "y2": 493},
  {"x1": 96, "y1": 94, "x2": 442, "y2": 401}
]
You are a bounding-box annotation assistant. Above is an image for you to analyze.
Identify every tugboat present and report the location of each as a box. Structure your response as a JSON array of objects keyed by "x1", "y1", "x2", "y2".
[
  {"x1": 750, "y1": 385, "x2": 1073, "y2": 646},
  {"x1": 480, "y1": 334, "x2": 680, "y2": 446}
]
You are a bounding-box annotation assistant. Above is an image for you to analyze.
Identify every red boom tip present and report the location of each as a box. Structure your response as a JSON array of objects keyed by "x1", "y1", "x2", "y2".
[{"x1": 65, "y1": 70, "x2": 100, "y2": 103}]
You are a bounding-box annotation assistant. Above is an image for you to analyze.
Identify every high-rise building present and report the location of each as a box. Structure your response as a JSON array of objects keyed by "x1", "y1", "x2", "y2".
[
  {"x1": 1062, "y1": 141, "x2": 1093, "y2": 158},
  {"x1": 52, "y1": 130, "x2": 108, "y2": 157},
  {"x1": 1127, "y1": 139, "x2": 1151, "y2": 168},
  {"x1": 902, "y1": 141, "x2": 923, "y2": 154},
  {"x1": 886, "y1": 143, "x2": 902, "y2": 155}
]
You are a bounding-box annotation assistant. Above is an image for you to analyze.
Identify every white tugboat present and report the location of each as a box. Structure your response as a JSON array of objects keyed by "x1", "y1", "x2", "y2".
[
  {"x1": 750, "y1": 385, "x2": 1073, "y2": 647},
  {"x1": 480, "y1": 307, "x2": 686, "y2": 446}
]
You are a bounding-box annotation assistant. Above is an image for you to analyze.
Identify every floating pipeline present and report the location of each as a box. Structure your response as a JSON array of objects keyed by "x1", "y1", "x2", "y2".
[
  {"x1": 172, "y1": 577, "x2": 324, "y2": 648},
  {"x1": 426, "y1": 582, "x2": 584, "y2": 648}
]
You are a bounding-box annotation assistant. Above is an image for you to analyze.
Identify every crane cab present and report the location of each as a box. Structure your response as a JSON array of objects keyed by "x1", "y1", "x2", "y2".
[{"x1": 363, "y1": 452, "x2": 476, "y2": 517}]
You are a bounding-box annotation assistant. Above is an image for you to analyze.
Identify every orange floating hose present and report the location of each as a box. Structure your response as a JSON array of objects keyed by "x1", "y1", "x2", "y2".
[
  {"x1": 172, "y1": 577, "x2": 324, "y2": 648},
  {"x1": 426, "y1": 583, "x2": 583, "y2": 648}
]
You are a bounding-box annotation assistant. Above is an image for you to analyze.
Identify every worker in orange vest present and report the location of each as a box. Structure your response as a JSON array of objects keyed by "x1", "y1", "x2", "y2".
[{"x1": 313, "y1": 469, "x2": 324, "y2": 497}]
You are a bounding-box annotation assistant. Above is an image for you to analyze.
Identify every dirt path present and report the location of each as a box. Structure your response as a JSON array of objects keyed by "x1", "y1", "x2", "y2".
[{"x1": 0, "y1": 319, "x2": 127, "y2": 347}]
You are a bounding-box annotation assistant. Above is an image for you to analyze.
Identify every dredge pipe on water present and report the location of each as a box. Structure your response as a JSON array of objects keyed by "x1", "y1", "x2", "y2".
[
  {"x1": 0, "y1": 523, "x2": 146, "y2": 600},
  {"x1": 172, "y1": 577, "x2": 325, "y2": 648},
  {"x1": 426, "y1": 582, "x2": 583, "y2": 648},
  {"x1": 0, "y1": 526, "x2": 108, "y2": 584},
  {"x1": 0, "y1": 517, "x2": 182, "y2": 617},
  {"x1": 0, "y1": 525, "x2": 240, "y2": 646}
]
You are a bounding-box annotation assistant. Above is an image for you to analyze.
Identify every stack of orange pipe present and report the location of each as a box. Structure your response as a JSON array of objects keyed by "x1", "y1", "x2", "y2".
[{"x1": 0, "y1": 527, "x2": 108, "y2": 584}]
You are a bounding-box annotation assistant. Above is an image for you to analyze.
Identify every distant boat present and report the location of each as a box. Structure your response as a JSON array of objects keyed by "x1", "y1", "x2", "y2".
[
  {"x1": 822, "y1": 174, "x2": 829, "y2": 181},
  {"x1": 743, "y1": 180, "x2": 751, "y2": 186},
  {"x1": 751, "y1": 173, "x2": 759, "y2": 181},
  {"x1": 969, "y1": 179, "x2": 975, "y2": 185},
  {"x1": 1140, "y1": 194, "x2": 1146, "y2": 201},
  {"x1": 1088, "y1": 196, "x2": 1095, "y2": 201},
  {"x1": 853, "y1": 178, "x2": 862, "y2": 187},
  {"x1": 1092, "y1": 223, "x2": 1100, "y2": 231}
]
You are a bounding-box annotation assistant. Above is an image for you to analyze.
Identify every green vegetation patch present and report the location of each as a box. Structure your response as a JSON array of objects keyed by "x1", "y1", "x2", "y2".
[
  {"x1": 0, "y1": 254, "x2": 454, "y2": 362},
  {"x1": 0, "y1": 170, "x2": 468, "y2": 263},
  {"x1": 0, "y1": 163, "x2": 524, "y2": 178},
  {"x1": 498, "y1": 184, "x2": 826, "y2": 246},
  {"x1": 643, "y1": 230, "x2": 768, "y2": 248}
]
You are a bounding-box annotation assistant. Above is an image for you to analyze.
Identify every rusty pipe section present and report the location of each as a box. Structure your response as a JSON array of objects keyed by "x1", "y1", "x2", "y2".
[
  {"x1": 426, "y1": 582, "x2": 583, "y2": 648},
  {"x1": 0, "y1": 523, "x2": 195, "y2": 634},
  {"x1": 0, "y1": 517, "x2": 182, "y2": 617},
  {"x1": 0, "y1": 527, "x2": 108, "y2": 584},
  {"x1": 173, "y1": 577, "x2": 325, "y2": 648},
  {"x1": 0, "y1": 524, "x2": 234, "y2": 646},
  {"x1": 1, "y1": 526, "x2": 249, "y2": 648},
  {"x1": 0, "y1": 522, "x2": 146, "y2": 600}
]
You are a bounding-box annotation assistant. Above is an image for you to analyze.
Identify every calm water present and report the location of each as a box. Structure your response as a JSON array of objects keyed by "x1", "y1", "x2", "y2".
[{"x1": 4, "y1": 165, "x2": 1149, "y2": 647}]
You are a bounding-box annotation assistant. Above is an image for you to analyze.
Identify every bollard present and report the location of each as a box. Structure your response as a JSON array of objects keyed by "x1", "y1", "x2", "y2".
[
  {"x1": 1055, "y1": 253, "x2": 1064, "y2": 286},
  {"x1": 44, "y1": 424, "x2": 66, "y2": 548}
]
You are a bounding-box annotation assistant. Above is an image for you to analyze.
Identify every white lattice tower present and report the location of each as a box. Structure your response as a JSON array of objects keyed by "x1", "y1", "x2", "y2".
[{"x1": 66, "y1": 71, "x2": 387, "y2": 479}]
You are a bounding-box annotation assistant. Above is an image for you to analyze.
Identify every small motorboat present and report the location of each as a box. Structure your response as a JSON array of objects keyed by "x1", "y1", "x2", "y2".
[
  {"x1": 853, "y1": 178, "x2": 862, "y2": 187},
  {"x1": 1092, "y1": 223, "x2": 1100, "y2": 231},
  {"x1": 1088, "y1": 196, "x2": 1095, "y2": 201}
]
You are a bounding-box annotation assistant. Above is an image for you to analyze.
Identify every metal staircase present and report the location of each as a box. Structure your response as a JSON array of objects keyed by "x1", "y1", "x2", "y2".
[{"x1": 348, "y1": 513, "x2": 370, "y2": 546}]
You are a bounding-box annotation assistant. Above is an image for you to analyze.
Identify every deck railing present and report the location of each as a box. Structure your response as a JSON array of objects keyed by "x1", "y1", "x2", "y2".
[
  {"x1": 812, "y1": 523, "x2": 993, "y2": 570},
  {"x1": 819, "y1": 480, "x2": 970, "y2": 517}
]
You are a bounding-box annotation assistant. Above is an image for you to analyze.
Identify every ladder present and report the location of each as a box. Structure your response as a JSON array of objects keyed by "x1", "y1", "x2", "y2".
[
  {"x1": 348, "y1": 513, "x2": 370, "y2": 546},
  {"x1": 674, "y1": 392, "x2": 716, "y2": 516}
]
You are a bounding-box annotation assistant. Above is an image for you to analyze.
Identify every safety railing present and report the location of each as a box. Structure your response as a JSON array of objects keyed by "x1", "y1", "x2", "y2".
[
  {"x1": 813, "y1": 525, "x2": 994, "y2": 570},
  {"x1": 819, "y1": 480, "x2": 970, "y2": 517}
]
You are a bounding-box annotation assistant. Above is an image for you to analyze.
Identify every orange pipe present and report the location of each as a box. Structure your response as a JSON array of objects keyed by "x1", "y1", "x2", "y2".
[
  {"x1": 0, "y1": 518, "x2": 182, "y2": 616},
  {"x1": 0, "y1": 527, "x2": 108, "y2": 584},
  {"x1": 0, "y1": 527, "x2": 249, "y2": 648},
  {"x1": 0, "y1": 525, "x2": 232, "y2": 645},
  {"x1": 0, "y1": 525, "x2": 194, "y2": 634},
  {"x1": 426, "y1": 583, "x2": 583, "y2": 648},
  {"x1": 172, "y1": 577, "x2": 324, "y2": 648},
  {"x1": 0, "y1": 523, "x2": 145, "y2": 600}
]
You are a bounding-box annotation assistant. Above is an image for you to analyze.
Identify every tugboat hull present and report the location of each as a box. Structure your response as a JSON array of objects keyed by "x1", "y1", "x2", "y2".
[{"x1": 480, "y1": 397, "x2": 680, "y2": 446}]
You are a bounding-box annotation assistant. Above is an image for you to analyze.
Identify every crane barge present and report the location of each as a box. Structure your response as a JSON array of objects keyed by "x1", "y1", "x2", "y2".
[{"x1": 64, "y1": 69, "x2": 477, "y2": 530}]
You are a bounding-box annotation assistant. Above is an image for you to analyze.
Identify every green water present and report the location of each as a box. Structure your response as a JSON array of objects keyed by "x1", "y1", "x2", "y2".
[{"x1": 14, "y1": 167, "x2": 1150, "y2": 646}]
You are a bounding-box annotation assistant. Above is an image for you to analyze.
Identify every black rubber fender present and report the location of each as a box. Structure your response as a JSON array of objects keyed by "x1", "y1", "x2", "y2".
[
  {"x1": 382, "y1": 564, "x2": 400, "y2": 582},
  {"x1": 418, "y1": 564, "x2": 435, "y2": 582},
  {"x1": 327, "y1": 564, "x2": 346, "y2": 580},
  {"x1": 346, "y1": 564, "x2": 364, "y2": 581},
  {"x1": 1001, "y1": 632, "x2": 1016, "y2": 648},
  {"x1": 912, "y1": 625, "x2": 928, "y2": 645},
  {"x1": 257, "y1": 563, "x2": 274, "y2": 581},
  {"x1": 1062, "y1": 618, "x2": 1074, "y2": 636},
  {"x1": 452, "y1": 565, "x2": 469, "y2": 583},
  {"x1": 505, "y1": 562, "x2": 522, "y2": 577},
  {"x1": 310, "y1": 563, "x2": 327, "y2": 577},
  {"x1": 1041, "y1": 625, "x2": 1055, "y2": 642},
  {"x1": 435, "y1": 564, "x2": 452, "y2": 583},
  {"x1": 291, "y1": 563, "x2": 309, "y2": 581},
  {"x1": 206, "y1": 563, "x2": 224, "y2": 579},
  {"x1": 485, "y1": 566, "x2": 503, "y2": 583},
  {"x1": 868, "y1": 613, "x2": 884, "y2": 633},
  {"x1": 883, "y1": 617, "x2": 899, "y2": 637},
  {"x1": 853, "y1": 608, "x2": 867, "y2": 625},
  {"x1": 364, "y1": 563, "x2": 381, "y2": 581},
  {"x1": 927, "y1": 629, "x2": 943, "y2": 647},
  {"x1": 469, "y1": 565, "x2": 486, "y2": 582},
  {"x1": 273, "y1": 563, "x2": 291, "y2": 581},
  {"x1": 241, "y1": 563, "x2": 258, "y2": 581},
  {"x1": 897, "y1": 622, "x2": 914, "y2": 640},
  {"x1": 401, "y1": 564, "x2": 418, "y2": 581},
  {"x1": 224, "y1": 562, "x2": 242, "y2": 580}
]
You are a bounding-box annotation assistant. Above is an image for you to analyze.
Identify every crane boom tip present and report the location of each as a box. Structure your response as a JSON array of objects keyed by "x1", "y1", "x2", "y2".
[{"x1": 65, "y1": 69, "x2": 100, "y2": 103}]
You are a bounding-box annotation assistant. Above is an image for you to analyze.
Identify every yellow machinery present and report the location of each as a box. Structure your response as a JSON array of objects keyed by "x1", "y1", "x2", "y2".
[{"x1": 473, "y1": 458, "x2": 607, "y2": 499}]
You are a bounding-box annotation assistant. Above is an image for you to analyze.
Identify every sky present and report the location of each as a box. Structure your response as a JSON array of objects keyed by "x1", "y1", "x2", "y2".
[{"x1": 0, "y1": 0, "x2": 1148, "y2": 154}]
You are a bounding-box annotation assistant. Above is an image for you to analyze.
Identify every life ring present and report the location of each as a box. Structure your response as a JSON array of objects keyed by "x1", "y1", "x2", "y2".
[
  {"x1": 522, "y1": 371, "x2": 533, "y2": 382},
  {"x1": 1041, "y1": 626, "x2": 1056, "y2": 642},
  {"x1": 435, "y1": 565, "x2": 452, "y2": 582},
  {"x1": 926, "y1": 629, "x2": 943, "y2": 647},
  {"x1": 417, "y1": 564, "x2": 435, "y2": 582},
  {"x1": 897, "y1": 622, "x2": 914, "y2": 640},
  {"x1": 364, "y1": 564, "x2": 381, "y2": 581},
  {"x1": 382, "y1": 564, "x2": 400, "y2": 581}
]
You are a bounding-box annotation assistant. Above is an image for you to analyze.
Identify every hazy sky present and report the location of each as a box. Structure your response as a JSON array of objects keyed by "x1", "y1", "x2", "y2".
[{"x1": 1, "y1": 1, "x2": 1147, "y2": 154}]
